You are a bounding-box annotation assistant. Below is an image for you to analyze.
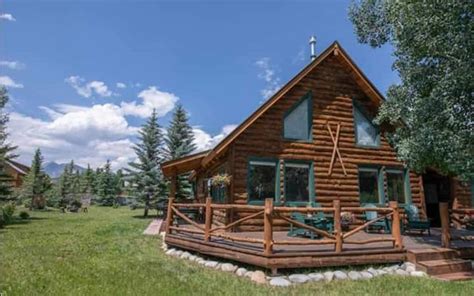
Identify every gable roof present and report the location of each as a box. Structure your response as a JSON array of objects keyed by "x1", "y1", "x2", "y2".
[
  {"x1": 6, "y1": 160, "x2": 30, "y2": 175},
  {"x1": 160, "y1": 41, "x2": 386, "y2": 178},
  {"x1": 200, "y1": 41, "x2": 385, "y2": 168}
]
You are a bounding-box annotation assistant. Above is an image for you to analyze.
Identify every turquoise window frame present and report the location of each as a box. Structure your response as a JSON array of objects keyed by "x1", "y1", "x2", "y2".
[
  {"x1": 352, "y1": 101, "x2": 380, "y2": 148},
  {"x1": 283, "y1": 160, "x2": 315, "y2": 206},
  {"x1": 470, "y1": 181, "x2": 474, "y2": 207},
  {"x1": 247, "y1": 157, "x2": 280, "y2": 205},
  {"x1": 358, "y1": 166, "x2": 385, "y2": 206},
  {"x1": 386, "y1": 168, "x2": 412, "y2": 205},
  {"x1": 282, "y1": 91, "x2": 313, "y2": 142}
]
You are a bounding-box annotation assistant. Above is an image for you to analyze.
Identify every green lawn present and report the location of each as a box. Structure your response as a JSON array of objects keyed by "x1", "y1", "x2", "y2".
[{"x1": 0, "y1": 207, "x2": 472, "y2": 296}]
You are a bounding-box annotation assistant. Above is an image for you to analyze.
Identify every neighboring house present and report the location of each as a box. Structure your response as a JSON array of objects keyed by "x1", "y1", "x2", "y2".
[
  {"x1": 162, "y1": 41, "x2": 472, "y2": 229},
  {"x1": 4, "y1": 160, "x2": 30, "y2": 188}
]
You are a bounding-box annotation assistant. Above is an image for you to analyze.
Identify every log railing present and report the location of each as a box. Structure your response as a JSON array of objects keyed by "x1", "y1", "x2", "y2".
[
  {"x1": 440, "y1": 203, "x2": 474, "y2": 247},
  {"x1": 166, "y1": 198, "x2": 404, "y2": 256}
]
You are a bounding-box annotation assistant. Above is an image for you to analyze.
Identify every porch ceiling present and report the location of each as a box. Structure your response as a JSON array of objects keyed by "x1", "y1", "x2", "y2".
[{"x1": 161, "y1": 150, "x2": 209, "y2": 178}]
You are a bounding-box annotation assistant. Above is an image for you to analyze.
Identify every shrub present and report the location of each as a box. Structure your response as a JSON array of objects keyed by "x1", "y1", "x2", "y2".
[
  {"x1": 19, "y1": 211, "x2": 30, "y2": 219},
  {"x1": 1, "y1": 203, "x2": 16, "y2": 227}
]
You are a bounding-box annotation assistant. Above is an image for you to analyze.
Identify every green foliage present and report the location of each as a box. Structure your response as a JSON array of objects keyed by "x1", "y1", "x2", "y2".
[
  {"x1": 95, "y1": 160, "x2": 117, "y2": 206},
  {"x1": 349, "y1": 1, "x2": 474, "y2": 180},
  {"x1": 127, "y1": 109, "x2": 167, "y2": 217},
  {"x1": 19, "y1": 148, "x2": 51, "y2": 209},
  {"x1": 1, "y1": 202, "x2": 15, "y2": 227},
  {"x1": 19, "y1": 210, "x2": 30, "y2": 219},
  {"x1": 0, "y1": 87, "x2": 17, "y2": 203},
  {"x1": 165, "y1": 104, "x2": 196, "y2": 199}
]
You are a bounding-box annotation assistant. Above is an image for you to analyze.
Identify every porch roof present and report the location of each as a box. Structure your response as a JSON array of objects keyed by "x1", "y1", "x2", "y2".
[{"x1": 161, "y1": 150, "x2": 209, "y2": 178}]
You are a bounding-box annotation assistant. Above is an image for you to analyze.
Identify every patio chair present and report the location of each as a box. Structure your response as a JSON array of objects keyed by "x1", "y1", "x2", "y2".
[
  {"x1": 404, "y1": 204, "x2": 431, "y2": 235},
  {"x1": 288, "y1": 203, "x2": 331, "y2": 239},
  {"x1": 363, "y1": 204, "x2": 390, "y2": 233},
  {"x1": 288, "y1": 212, "x2": 315, "y2": 239}
]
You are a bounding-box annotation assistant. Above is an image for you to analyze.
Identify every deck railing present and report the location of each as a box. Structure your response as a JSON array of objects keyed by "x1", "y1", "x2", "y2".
[
  {"x1": 440, "y1": 203, "x2": 474, "y2": 247},
  {"x1": 165, "y1": 198, "x2": 404, "y2": 256}
]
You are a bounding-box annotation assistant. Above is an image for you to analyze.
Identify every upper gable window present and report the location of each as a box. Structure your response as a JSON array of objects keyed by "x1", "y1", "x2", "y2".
[
  {"x1": 283, "y1": 93, "x2": 312, "y2": 141},
  {"x1": 353, "y1": 105, "x2": 379, "y2": 147}
]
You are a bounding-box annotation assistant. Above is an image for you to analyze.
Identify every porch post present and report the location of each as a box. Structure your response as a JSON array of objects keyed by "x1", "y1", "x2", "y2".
[
  {"x1": 204, "y1": 197, "x2": 212, "y2": 242},
  {"x1": 165, "y1": 174, "x2": 177, "y2": 235},
  {"x1": 389, "y1": 201, "x2": 403, "y2": 250},
  {"x1": 333, "y1": 200, "x2": 343, "y2": 253},
  {"x1": 439, "y1": 202, "x2": 450, "y2": 248},
  {"x1": 263, "y1": 198, "x2": 273, "y2": 256}
]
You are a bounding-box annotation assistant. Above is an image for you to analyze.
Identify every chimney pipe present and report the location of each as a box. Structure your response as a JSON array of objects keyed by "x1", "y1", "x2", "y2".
[{"x1": 309, "y1": 36, "x2": 317, "y2": 61}]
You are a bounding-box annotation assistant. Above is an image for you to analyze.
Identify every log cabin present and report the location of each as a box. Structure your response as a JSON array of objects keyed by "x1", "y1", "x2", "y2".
[
  {"x1": 4, "y1": 160, "x2": 29, "y2": 188},
  {"x1": 161, "y1": 41, "x2": 473, "y2": 230}
]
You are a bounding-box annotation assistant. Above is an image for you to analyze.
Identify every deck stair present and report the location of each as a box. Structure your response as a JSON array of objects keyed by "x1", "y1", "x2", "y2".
[{"x1": 407, "y1": 248, "x2": 473, "y2": 281}]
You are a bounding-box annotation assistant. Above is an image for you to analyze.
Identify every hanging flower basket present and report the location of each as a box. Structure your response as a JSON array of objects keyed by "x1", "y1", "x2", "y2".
[
  {"x1": 211, "y1": 173, "x2": 231, "y2": 188},
  {"x1": 341, "y1": 211, "x2": 355, "y2": 231}
]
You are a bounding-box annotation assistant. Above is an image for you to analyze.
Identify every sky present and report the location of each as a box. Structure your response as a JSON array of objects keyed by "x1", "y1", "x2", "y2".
[{"x1": 0, "y1": 0, "x2": 398, "y2": 170}]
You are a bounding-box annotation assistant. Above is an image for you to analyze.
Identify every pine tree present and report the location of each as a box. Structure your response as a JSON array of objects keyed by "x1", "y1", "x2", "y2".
[
  {"x1": 80, "y1": 164, "x2": 95, "y2": 194},
  {"x1": 96, "y1": 160, "x2": 116, "y2": 206},
  {"x1": 20, "y1": 148, "x2": 49, "y2": 209},
  {"x1": 164, "y1": 104, "x2": 196, "y2": 199},
  {"x1": 127, "y1": 109, "x2": 166, "y2": 217},
  {"x1": 57, "y1": 161, "x2": 75, "y2": 207},
  {"x1": 0, "y1": 87, "x2": 17, "y2": 204}
]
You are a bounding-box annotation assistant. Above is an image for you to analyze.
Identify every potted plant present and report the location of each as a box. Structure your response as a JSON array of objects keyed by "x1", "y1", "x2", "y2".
[
  {"x1": 210, "y1": 173, "x2": 231, "y2": 188},
  {"x1": 340, "y1": 211, "x2": 355, "y2": 231}
]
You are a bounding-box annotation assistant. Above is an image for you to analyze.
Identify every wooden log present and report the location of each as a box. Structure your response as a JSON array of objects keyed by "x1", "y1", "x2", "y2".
[
  {"x1": 211, "y1": 232, "x2": 264, "y2": 244},
  {"x1": 343, "y1": 213, "x2": 392, "y2": 239},
  {"x1": 389, "y1": 201, "x2": 403, "y2": 250},
  {"x1": 204, "y1": 197, "x2": 212, "y2": 242},
  {"x1": 169, "y1": 226, "x2": 203, "y2": 235},
  {"x1": 274, "y1": 207, "x2": 335, "y2": 213},
  {"x1": 344, "y1": 238, "x2": 395, "y2": 245},
  {"x1": 264, "y1": 198, "x2": 273, "y2": 256},
  {"x1": 210, "y1": 210, "x2": 264, "y2": 233},
  {"x1": 275, "y1": 213, "x2": 335, "y2": 239},
  {"x1": 174, "y1": 203, "x2": 205, "y2": 208},
  {"x1": 273, "y1": 239, "x2": 336, "y2": 245},
  {"x1": 440, "y1": 202, "x2": 450, "y2": 248},
  {"x1": 165, "y1": 197, "x2": 174, "y2": 234},
  {"x1": 333, "y1": 200, "x2": 342, "y2": 253},
  {"x1": 171, "y1": 206, "x2": 205, "y2": 231}
]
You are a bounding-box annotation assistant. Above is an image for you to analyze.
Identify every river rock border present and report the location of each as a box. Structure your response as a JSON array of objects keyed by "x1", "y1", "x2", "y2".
[{"x1": 160, "y1": 236, "x2": 427, "y2": 286}]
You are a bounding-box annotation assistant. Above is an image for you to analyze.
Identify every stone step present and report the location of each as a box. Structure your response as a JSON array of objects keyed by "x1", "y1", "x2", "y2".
[
  {"x1": 407, "y1": 248, "x2": 457, "y2": 263},
  {"x1": 432, "y1": 271, "x2": 474, "y2": 281},
  {"x1": 416, "y1": 259, "x2": 472, "y2": 275}
]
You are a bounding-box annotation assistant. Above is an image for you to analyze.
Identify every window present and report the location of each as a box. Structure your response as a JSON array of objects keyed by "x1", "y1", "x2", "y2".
[
  {"x1": 358, "y1": 167, "x2": 383, "y2": 204},
  {"x1": 211, "y1": 185, "x2": 226, "y2": 203},
  {"x1": 284, "y1": 162, "x2": 313, "y2": 204},
  {"x1": 386, "y1": 170, "x2": 409, "y2": 204},
  {"x1": 247, "y1": 160, "x2": 278, "y2": 203},
  {"x1": 283, "y1": 93, "x2": 312, "y2": 140},
  {"x1": 353, "y1": 105, "x2": 379, "y2": 147}
]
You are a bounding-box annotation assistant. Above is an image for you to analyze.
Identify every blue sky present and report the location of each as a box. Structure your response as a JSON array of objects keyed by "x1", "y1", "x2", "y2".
[{"x1": 1, "y1": 0, "x2": 398, "y2": 169}]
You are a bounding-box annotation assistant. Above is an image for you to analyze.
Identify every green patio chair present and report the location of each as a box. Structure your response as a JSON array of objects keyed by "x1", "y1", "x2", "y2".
[
  {"x1": 288, "y1": 212, "x2": 315, "y2": 239},
  {"x1": 404, "y1": 204, "x2": 431, "y2": 235},
  {"x1": 363, "y1": 204, "x2": 390, "y2": 233},
  {"x1": 287, "y1": 203, "x2": 332, "y2": 238}
]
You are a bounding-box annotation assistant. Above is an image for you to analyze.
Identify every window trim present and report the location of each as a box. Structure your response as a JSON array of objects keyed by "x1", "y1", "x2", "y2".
[
  {"x1": 385, "y1": 168, "x2": 412, "y2": 205},
  {"x1": 246, "y1": 157, "x2": 280, "y2": 205},
  {"x1": 352, "y1": 101, "x2": 380, "y2": 148},
  {"x1": 283, "y1": 160, "x2": 315, "y2": 206},
  {"x1": 282, "y1": 91, "x2": 313, "y2": 142},
  {"x1": 358, "y1": 166, "x2": 385, "y2": 206}
]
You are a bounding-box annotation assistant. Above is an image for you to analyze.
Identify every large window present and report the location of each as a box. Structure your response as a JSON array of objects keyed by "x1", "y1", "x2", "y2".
[
  {"x1": 387, "y1": 170, "x2": 409, "y2": 204},
  {"x1": 247, "y1": 160, "x2": 278, "y2": 203},
  {"x1": 353, "y1": 105, "x2": 379, "y2": 147},
  {"x1": 358, "y1": 167, "x2": 382, "y2": 204},
  {"x1": 283, "y1": 93, "x2": 312, "y2": 141},
  {"x1": 284, "y1": 162, "x2": 313, "y2": 204}
]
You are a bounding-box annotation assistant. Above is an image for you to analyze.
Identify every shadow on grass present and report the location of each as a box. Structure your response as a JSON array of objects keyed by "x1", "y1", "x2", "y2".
[{"x1": 131, "y1": 214, "x2": 163, "y2": 219}]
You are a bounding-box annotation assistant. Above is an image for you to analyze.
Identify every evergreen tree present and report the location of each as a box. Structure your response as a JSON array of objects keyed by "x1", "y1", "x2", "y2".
[
  {"x1": 20, "y1": 148, "x2": 50, "y2": 209},
  {"x1": 0, "y1": 87, "x2": 17, "y2": 204},
  {"x1": 96, "y1": 160, "x2": 116, "y2": 206},
  {"x1": 56, "y1": 161, "x2": 75, "y2": 207},
  {"x1": 349, "y1": 1, "x2": 473, "y2": 180},
  {"x1": 127, "y1": 109, "x2": 166, "y2": 217},
  {"x1": 164, "y1": 104, "x2": 196, "y2": 199},
  {"x1": 80, "y1": 164, "x2": 95, "y2": 194}
]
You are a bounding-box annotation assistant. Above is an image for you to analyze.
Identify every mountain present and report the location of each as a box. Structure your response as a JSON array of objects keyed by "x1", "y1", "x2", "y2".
[{"x1": 43, "y1": 161, "x2": 86, "y2": 178}]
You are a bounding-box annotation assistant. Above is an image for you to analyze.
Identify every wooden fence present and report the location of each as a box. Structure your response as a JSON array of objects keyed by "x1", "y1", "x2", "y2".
[{"x1": 165, "y1": 198, "x2": 404, "y2": 256}]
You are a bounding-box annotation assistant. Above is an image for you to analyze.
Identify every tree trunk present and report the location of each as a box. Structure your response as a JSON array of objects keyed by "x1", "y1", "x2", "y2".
[{"x1": 144, "y1": 194, "x2": 150, "y2": 217}]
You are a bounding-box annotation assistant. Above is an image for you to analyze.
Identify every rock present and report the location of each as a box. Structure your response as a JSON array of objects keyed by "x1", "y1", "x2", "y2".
[
  {"x1": 174, "y1": 250, "x2": 183, "y2": 257},
  {"x1": 405, "y1": 265, "x2": 416, "y2": 273},
  {"x1": 395, "y1": 269, "x2": 409, "y2": 276},
  {"x1": 308, "y1": 273, "x2": 325, "y2": 282},
  {"x1": 269, "y1": 277, "x2": 291, "y2": 287},
  {"x1": 367, "y1": 268, "x2": 378, "y2": 276},
  {"x1": 377, "y1": 269, "x2": 388, "y2": 276},
  {"x1": 323, "y1": 271, "x2": 335, "y2": 281},
  {"x1": 288, "y1": 274, "x2": 311, "y2": 284},
  {"x1": 220, "y1": 263, "x2": 238, "y2": 272},
  {"x1": 188, "y1": 255, "x2": 197, "y2": 262},
  {"x1": 196, "y1": 259, "x2": 206, "y2": 265},
  {"x1": 165, "y1": 249, "x2": 176, "y2": 256},
  {"x1": 334, "y1": 271, "x2": 348, "y2": 280},
  {"x1": 180, "y1": 252, "x2": 191, "y2": 259},
  {"x1": 204, "y1": 261, "x2": 219, "y2": 268},
  {"x1": 410, "y1": 271, "x2": 427, "y2": 277},
  {"x1": 360, "y1": 271, "x2": 373, "y2": 279},
  {"x1": 236, "y1": 268, "x2": 247, "y2": 277},
  {"x1": 250, "y1": 270, "x2": 267, "y2": 284},
  {"x1": 348, "y1": 271, "x2": 362, "y2": 280},
  {"x1": 244, "y1": 271, "x2": 254, "y2": 278}
]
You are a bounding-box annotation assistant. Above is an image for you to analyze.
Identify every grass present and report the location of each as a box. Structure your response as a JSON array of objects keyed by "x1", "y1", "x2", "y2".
[{"x1": 0, "y1": 207, "x2": 472, "y2": 296}]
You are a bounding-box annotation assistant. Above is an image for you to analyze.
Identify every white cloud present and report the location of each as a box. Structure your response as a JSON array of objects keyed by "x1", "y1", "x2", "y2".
[
  {"x1": 255, "y1": 57, "x2": 281, "y2": 100},
  {"x1": 65, "y1": 75, "x2": 113, "y2": 98},
  {"x1": 121, "y1": 86, "x2": 178, "y2": 118},
  {"x1": 0, "y1": 60, "x2": 25, "y2": 70},
  {"x1": 0, "y1": 76, "x2": 24, "y2": 88},
  {"x1": 192, "y1": 124, "x2": 238, "y2": 152},
  {"x1": 0, "y1": 13, "x2": 15, "y2": 21},
  {"x1": 116, "y1": 82, "x2": 126, "y2": 88}
]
